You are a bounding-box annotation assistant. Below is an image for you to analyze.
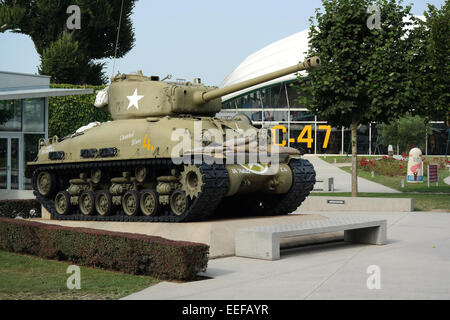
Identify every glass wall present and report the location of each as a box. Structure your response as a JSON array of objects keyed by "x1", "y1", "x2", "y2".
[
  {"x1": 23, "y1": 99, "x2": 45, "y2": 132},
  {"x1": 427, "y1": 123, "x2": 449, "y2": 156},
  {"x1": 0, "y1": 98, "x2": 46, "y2": 190},
  {"x1": 0, "y1": 100, "x2": 22, "y2": 131},
  {"x1": 0, "y1": 139, "x2": 6, "y2": 189}
]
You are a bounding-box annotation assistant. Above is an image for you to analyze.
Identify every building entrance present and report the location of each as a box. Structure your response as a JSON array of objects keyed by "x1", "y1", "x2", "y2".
[{"x1": 0, "y1": 134, "x2": 23, "y2": 190}]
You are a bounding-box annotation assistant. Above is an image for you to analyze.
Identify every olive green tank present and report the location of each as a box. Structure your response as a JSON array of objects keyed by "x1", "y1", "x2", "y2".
[{"x1": 26, "y1": 57, "x2": 320, "y2": 222}]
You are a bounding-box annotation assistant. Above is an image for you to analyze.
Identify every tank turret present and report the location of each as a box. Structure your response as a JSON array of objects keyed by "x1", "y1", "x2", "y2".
[{"x1": 103, "y1": 57, "x2": 320, "y2": 120}]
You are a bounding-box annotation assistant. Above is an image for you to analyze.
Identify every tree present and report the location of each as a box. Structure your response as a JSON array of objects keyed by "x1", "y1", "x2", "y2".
[
  {"x1": 0, "y1": 0, "x2": 136, "y2": 84},
  {"x1": 39, "y1": 33, "x2": 106, "y2": 85},
  {"x1": 408, "y1": 1, "x2": 449, "y2": 121},
  {"x1": 294, "y1": 0, "x2": 415, "y2": 196},
  {"x1": 378, "y1": 114, "x2": 431, "y2": 154}
]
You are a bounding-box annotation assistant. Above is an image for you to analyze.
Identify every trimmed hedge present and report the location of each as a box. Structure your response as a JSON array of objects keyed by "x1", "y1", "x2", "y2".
[
  {"x1": 49, "y1": 84, "x2": 112, "y2": 138},
  {"x1": 0, "y1": 200, "x2": 41, "y2": 219},
  {"x1": 0, "y1": 218, "x2": 209, "y2": 280}
]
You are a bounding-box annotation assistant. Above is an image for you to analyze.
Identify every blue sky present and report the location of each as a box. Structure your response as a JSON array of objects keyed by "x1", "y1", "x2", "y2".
[{"x1": 0, "y1": 0, "x2": 445, "y2": 85}]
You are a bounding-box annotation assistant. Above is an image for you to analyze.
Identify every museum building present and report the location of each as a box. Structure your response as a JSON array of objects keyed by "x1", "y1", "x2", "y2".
[
  {"x1": 219, "y1": 30, "x2": 448, "y2": 156},
  {"x1": 0, "y1": 71, "x2": 92, "y2": 190}
]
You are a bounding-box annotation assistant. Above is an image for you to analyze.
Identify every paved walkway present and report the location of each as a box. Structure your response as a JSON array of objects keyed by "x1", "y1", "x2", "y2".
[
  {"x1": 124, "y1": 211, "x2": 450, "y2": 300},
  {"x1": 304, "y1": 155, "x2": 400, "y2": 193}
]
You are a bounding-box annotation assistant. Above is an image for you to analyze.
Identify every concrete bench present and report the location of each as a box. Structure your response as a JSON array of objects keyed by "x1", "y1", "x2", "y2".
[
  {"x1": 235, "y1": 217, "x2": 387, "y2": 260},
  {"x1": 313, "y1": 177, "x2": 334, "y2": 192}
]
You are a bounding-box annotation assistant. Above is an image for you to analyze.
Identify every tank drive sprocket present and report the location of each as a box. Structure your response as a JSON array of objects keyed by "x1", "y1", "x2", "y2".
[{"x1": 180, "y1": 165, "x2": 204, "y2": 200}]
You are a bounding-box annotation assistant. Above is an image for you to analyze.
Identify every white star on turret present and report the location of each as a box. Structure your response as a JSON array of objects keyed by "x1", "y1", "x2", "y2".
[{"x1": 127, "y1": 89, "x2": 144, "y2": 110}]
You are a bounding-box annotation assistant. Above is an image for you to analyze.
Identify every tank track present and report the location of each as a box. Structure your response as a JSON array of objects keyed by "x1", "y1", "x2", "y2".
[
  {"x1": 32, "y1": 159, "x2": 229, "y2": 222},
  {"x1": 216, "y1": 158, "x2": 316, "y2": 217},
  {"x1": 268, "y1": 158, "x2": 317, "y2": 214}
]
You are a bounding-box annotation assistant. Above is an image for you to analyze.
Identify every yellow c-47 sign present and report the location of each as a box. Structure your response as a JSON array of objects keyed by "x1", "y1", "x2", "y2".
[{"x1": 271, "y1": 125, "x2": 331, "y2": 149}]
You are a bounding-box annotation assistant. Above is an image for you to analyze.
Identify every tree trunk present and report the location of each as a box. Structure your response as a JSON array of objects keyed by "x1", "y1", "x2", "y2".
[{"x1": 351, "y1": 122, "x2": 358, "y2": 197}]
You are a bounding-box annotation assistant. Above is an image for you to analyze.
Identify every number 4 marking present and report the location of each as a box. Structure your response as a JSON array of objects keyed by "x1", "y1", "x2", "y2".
[
  {"x1": 143, "y1": 134, "x2": 154, "y2": 151},
  {"x1": 297, "y1": 125, "x2": 313, "y2": 149}
]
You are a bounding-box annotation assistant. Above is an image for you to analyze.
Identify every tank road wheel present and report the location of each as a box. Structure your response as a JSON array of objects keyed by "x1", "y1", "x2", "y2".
[
  {"x1": 55, "y1": 191, "x2": 72, "y2": 215},
  {"x1": 170, "y1": 190, "x2": 190, "y2": 217},
  {"x1": 122, "y1": 190, "x2": 141, "y2": 216},
  {"x1": 79, "y1": 191, "x2": 96, "y2": 216},
  {"x1": 140, "y1": 190, "x2": 159, "y2": 217},
  {"x1": 95, "y1": 191, "x2": 113, "y2": 216},
  {"x1": 36, "y1": 171, "x2": 57, "y2": 197}
]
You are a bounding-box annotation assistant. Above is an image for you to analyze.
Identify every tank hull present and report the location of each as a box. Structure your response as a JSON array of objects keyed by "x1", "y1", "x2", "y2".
[{"x1": 27, "y1": 117, "x2": 316, "y2": 222}]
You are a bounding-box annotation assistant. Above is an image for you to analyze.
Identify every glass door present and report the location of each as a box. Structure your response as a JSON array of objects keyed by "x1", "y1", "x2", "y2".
[
  {"x1": 0, "y1": 136, "x2": 23, "y2": 190},
  {"x1": 0, "y1": 138, "x2": 6, "y2": 189},
  {"x1": 11, "y1": 138, "x2": 20, "y2": 189}
]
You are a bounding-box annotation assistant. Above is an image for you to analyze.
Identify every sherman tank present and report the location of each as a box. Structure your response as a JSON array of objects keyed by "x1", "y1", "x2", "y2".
[{"x1": 26, "y1": 56, "x2": 320, "y2": 222}]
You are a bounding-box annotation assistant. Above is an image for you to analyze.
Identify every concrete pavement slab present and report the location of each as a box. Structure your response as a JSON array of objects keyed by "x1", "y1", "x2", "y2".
[
  {"x1": 304, "y1": 155, "x2": 400, "y2": 193},
  {"x1": 123, "y1": 211, "x2": 450, "y2": 300}
]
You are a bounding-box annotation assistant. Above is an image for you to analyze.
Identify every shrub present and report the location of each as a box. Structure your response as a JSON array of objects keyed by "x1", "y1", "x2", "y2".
[
  {"x1": 0, "y1": 200, "x2": 41, "y2": 219},
  {"x1": 358, "y1": 156, "x2": 449, "y2": 177},
  {"x1": 48, "y1": 84, "x2": 112, "y2": 138},
  {"x1": 0, "y1": 218, "x2": 209, "y2": 281}
]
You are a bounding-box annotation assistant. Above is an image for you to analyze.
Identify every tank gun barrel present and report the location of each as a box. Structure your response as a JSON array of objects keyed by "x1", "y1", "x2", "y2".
[{"x1": 193, "y1": 56, "x2": 320, "y2": 105}]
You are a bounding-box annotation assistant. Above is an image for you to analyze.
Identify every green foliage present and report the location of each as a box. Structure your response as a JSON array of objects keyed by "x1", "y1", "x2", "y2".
[
  {"x1": 0, "y1": 200, "x2": 41, "y2": 219},
  {"x1": 408, "y1": 1, "x2": 450, "y2": 120},
  {"x1": 294, "y1": 0, "x2": 414, "y2": 127},
  {"x1": 39, "y1": 33, "x2": 105, "y2": 85},
  {"x1": 0, "y1": 0, "x2": 136, "y2": 84},
  {"x1": 48, "y1": 84, "x2": 112, "y2": 138},
  {"x1": 0, "y1": 217, "x2": 209, "y2": 280},
  {"x1": 378, "y1": 114, "x2": 431, "y2": 153},
  {"x1": 293, "y1": 0, "x2": 416, "y2": 196}
]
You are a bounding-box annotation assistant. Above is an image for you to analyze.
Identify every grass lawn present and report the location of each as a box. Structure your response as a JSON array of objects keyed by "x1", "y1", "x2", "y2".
[
  {"x1": 0, "y1": 250, "x2": 159, "y2": 300},
  {"x1": 340, "y1": 166, "x2": 450, "y2": 193},
  {"x1": 320, "y1": 155, "x2": 450, "y2": 164},
  {"x1": 319, "y1": 155, "x2": 381, "y2": 164}
]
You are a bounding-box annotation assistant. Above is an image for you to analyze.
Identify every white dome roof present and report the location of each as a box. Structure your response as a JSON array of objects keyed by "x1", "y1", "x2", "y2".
[{"x1": 221, "y1": 29, "x2": 310, "y2": 101}]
